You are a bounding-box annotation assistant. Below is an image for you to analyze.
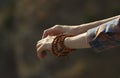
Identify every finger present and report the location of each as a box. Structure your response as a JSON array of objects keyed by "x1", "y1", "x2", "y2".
[
  {"x1": 37, "y1": 45, "x2": 44, "y2": 59},
  {"x1": 36, "y1": 42, "x2": 41, "y2": 49},
  {"x1": 37, "y1": 40, "x2": 42, "y2": 43},
  {"x1": 37, "y1": 45, "x2": 47, "y2": 60},
  {"x1": 42, "y1": 30, "x2": 50, "y2": 39},
  {"x1": 36, "y1": 39, "x2": 43, "y2": 49}
]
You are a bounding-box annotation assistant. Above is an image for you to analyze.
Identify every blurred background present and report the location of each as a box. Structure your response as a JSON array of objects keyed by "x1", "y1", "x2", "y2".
[{"x1": 0, "y1": 0, "x2": 120, "y2": 78}]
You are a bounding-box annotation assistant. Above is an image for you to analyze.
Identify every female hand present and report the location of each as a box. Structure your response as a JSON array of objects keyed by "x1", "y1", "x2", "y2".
[
  {"x1": 42, "y1": 25, "x2": 82, "y2": 38},
  {"x1": 36, "y1": 36, "x2": 55, "y2": 59}
]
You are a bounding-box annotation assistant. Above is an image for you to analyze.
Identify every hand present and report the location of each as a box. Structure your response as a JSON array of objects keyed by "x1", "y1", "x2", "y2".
[
  {"x1": 42, "y1": 25, "x2": 82, "y2": 38},
  {"x1": 36, "y1": 36, "x2": 55, "y2": 59}
]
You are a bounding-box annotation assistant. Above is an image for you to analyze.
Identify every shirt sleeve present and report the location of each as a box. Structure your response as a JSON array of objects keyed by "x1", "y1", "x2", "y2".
[{"x1": 87, "y1": 18, "x2": 120, "y2": 52}]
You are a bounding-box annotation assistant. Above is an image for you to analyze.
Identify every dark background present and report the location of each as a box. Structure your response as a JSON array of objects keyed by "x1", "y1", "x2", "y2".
[{"x1": 0, "y1": 0, "x2": 120, "y2": 78}]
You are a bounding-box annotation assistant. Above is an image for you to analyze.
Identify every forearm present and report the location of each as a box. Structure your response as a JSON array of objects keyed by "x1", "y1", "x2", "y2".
[
  {"x1": 64, "y1": 32, "x2": 90, "y2": 49},
  {"x1": 72, "y1": 15, "x2": 120, "y2": 34},
  {"x1": 64, "y1": 15, "x2": 120, "y2": 51}
]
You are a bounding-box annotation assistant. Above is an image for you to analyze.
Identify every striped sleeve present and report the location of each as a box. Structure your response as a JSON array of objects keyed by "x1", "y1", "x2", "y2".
[{"x1": 87, "y1": 18, "x2": 120, "y2": 52}]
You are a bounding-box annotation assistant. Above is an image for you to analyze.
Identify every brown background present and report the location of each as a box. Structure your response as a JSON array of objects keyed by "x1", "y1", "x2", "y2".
[{"x1": 0, "y1": 0, "x2": 120, "y2": 78}]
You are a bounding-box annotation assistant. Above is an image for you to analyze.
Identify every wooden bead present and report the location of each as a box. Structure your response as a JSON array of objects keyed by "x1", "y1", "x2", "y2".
[{"x1": 52, "y1": 34, "x2": 75, "y2": 57}]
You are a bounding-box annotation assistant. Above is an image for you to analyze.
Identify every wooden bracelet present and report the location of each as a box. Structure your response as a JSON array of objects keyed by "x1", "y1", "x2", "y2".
[{"x1": 52, "y1": 34, "x2": 74, "y2": 57}]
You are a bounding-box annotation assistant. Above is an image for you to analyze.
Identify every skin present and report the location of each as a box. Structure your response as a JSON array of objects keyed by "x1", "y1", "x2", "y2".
[{"x1": 36, "y1": 15, "x2": 120, "y2": 60}]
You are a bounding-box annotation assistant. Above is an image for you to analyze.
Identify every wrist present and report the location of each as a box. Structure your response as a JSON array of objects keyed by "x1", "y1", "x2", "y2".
[
  {"x1": 64, "y1": 37, "x2": 73, "y2": 49},
  {"x1": 64, "y1": 33, "x2": 91, "y2": 49},
  {"x1": 52, "y1": 34, "x2": 74, "y2": 57}
]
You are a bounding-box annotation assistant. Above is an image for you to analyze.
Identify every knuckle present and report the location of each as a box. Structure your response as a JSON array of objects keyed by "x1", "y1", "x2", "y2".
[
  {"x1": 54, "y1": 25, "x2": 61, "y2": 28},
  {"x1": 36, "y1": 43, "x2": 40, "y2": 48},
  {"x1": 52, "y1": 25, "x2": 62, "y2": 30},
  {"x1": 37, "y1": 40, "x2": 40, "y2": 43},
  {"x1": 44, "y1": 30, "x2": 48, "y2": 33},
  {"x1": 36, "y1": 41, "x2": 39, "y2": 45},
  {"x1": 36, "y1": 44, "x2": 38, "y2": 48},
  {"x1": 54, "y1": 25, "x2": 59, "y2": 27}
]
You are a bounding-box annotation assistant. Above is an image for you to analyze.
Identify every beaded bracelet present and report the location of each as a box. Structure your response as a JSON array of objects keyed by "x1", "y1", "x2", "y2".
[{"x1": 52, "y1": 34, "x2": 74, "y2": 57}]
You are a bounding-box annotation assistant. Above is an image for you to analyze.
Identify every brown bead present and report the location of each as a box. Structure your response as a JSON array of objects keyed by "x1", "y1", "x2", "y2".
[{"x1": 52, "y1": 34, "x2": 75, "y2": 57}]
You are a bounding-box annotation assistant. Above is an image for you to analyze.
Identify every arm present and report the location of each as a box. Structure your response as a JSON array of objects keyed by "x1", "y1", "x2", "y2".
[
  {"x1": 64, "y1": 32, "x2": 90, "y2": 49},
  {"x1": 37, "y1": 15, "x2": 120, "y2": 59},
  {"x1": 71, "y1": 15, "x2": 120, "y2": 34},
  {"x1": 65, "y1": 17, "x2": 120, "y2": 52},
  {"x1": 42, "y1": 15, "x2": 120, "y2": 38}
]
